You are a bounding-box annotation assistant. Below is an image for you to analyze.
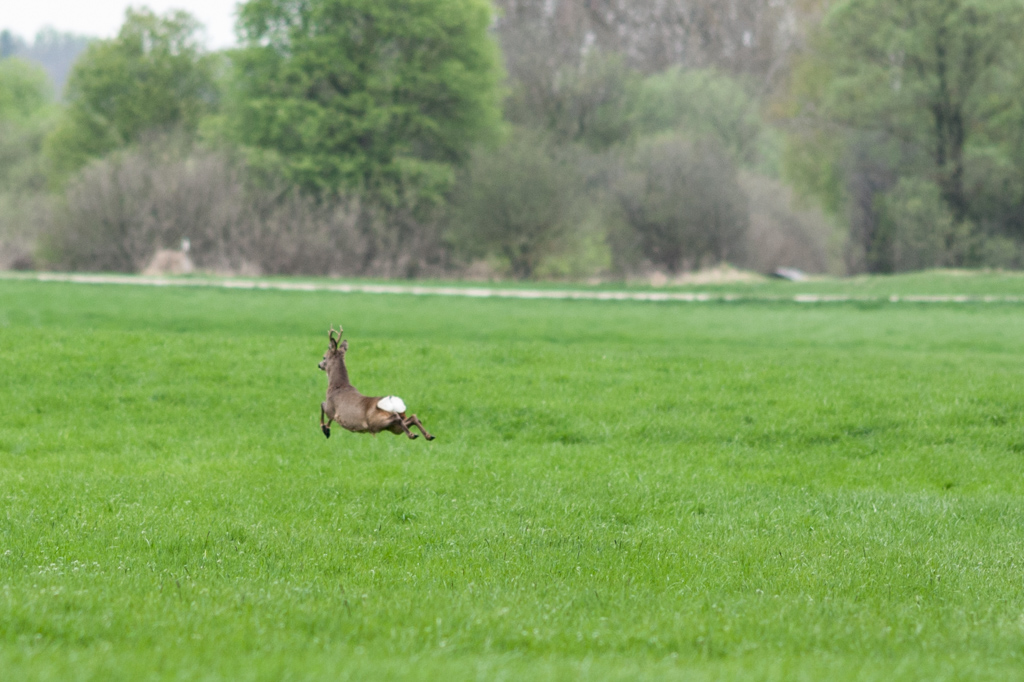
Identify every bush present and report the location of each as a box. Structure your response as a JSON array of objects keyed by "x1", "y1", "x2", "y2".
[
  {"x1": 0, "y1": 60, "x2": 57, "y2": 270},
  {"x1": 40, "y1": 142, "x2": 403, "y2": 276},
  {"x1": 448, "y1": 130, "x2": 586, "y2": 279},
  {"x1": 0, "y1": 192, "x2": 51, "y2": 270},
  {"x1": 0, "y1": 57, "x2": 51, "y2": 122},
  {"x1": 615, "y1": 134, "x2": 748, "y2": 273},
  {"x1": 739, "y1": 171, "x2": 840, "y2": 274},
  {"x1": 875, "y1": 177, "x2": 971, "y2": 272},
  {"x1": 44, "y1": 147, "x2": 243, "y2": 273}
]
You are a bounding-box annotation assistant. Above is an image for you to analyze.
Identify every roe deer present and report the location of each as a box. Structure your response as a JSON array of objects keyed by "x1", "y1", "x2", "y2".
[{"x1": 318, "y1": 325, "x2": 434, "y2": 441}]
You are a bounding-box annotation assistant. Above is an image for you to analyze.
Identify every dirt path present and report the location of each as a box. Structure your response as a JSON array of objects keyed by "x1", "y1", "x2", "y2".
[{"x1": 3, "y1": 271, "x2": 1024, "y2": 304}]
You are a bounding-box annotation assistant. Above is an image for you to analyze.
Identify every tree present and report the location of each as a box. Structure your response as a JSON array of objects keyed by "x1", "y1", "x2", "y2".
[
  {"x1": 492, "y1": 0, "x2": 825, "y2": 91},
  {"x1": 0, "y1": 57, "x2": 51, "y2": 123},
  {"x1": 0, "y1": 31, "x2": 21, "y2": 59},
  {"x1": 44, "y1": 8, "x2": 218, "y2": 179},
  {"x1": 821, "y1": 0, "x2": 1024, "y2": 224},
  {"x1": 504, "y1": 51, "x2": 640, "y2": 151},
  {"x1": 781, "y1": 0, "x2": 1024, "y2": 271},
  {"x1": 228, "y1": 0, "x2": 504, "y2": 204},
  {"x1": 632, "y1": 67, "x2": 768, "y2": 168},
  {"x1": 0, "y1": 57, "x2": 56, "y2": 193}
]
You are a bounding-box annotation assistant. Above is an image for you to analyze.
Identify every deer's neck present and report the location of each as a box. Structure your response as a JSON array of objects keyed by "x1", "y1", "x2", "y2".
[{"x1": 327, "y1": 359, "x2": 351, "y2": 390}]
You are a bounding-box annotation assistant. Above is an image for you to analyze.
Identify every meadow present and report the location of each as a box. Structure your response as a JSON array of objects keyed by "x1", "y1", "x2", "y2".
[{"x1": 2, "y1": 275, "x2": 1024, "y2": 681}]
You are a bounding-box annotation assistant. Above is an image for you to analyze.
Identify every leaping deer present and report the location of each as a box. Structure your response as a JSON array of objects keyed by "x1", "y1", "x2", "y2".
[{"x1": 318, "y1": 325, "x2": 434, "y2": 441}]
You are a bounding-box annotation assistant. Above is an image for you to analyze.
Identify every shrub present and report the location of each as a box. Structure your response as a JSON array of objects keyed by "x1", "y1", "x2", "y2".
[
  {"x1": 45, "y1": 147, "x2": 245, "y2": 273},
  {"x1": 739, "y1": 171, "x2": 840, "y2": 274},
  {"x1": 448, "y1": 130, "x2": 585, "y2": 279},
  {"x1": 40, "y1": 142, "x2": 381, "y2": 276},
  {"x1": 615, "y1": 134, "x2": 748, "y2": 273},
  {"x1": 875, "y1": 177, "x2": 971, "y2": 272}
]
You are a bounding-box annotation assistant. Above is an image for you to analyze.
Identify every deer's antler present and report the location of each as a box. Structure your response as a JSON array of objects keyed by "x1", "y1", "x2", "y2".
[{"x1": 328, "y1": 324, "x2": 345, "y2": 350}]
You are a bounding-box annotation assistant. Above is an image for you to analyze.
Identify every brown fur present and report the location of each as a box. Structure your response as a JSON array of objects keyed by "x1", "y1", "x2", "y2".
[{"x1": 318, "y1": 326, "x2": 434, "y2": 441}]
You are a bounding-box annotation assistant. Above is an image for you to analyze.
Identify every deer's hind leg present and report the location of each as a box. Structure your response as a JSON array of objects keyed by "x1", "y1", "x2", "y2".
[
  {"x1": 406, "y1": 414, "x2": 434, "y2": 441},
  {"x1": 320, "y1": 403, "x2": 332, "y2": 438},
  {"x1": 386, "y1": 414, "x2": 418, "y2": 439}
]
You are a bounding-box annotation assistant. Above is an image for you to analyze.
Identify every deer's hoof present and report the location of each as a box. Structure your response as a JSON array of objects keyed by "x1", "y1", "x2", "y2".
[
  {"x1": 409, "y1": 433, "x2": 419, "y2": 440},
  {"x1": 426, "y1": 435, "x2": 435, "y2": 441},
  {"x1": 321, "y1": 425, "x2": 331, "y2": 438}
]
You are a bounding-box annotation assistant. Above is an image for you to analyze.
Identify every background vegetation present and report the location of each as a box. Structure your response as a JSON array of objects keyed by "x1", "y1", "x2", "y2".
[{"x1": 2, "y1": 0, "x2": 1024, "y2": 279}]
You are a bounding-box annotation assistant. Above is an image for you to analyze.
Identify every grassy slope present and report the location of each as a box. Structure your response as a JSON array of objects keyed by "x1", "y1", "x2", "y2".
[{"x1": 2, "y1": 279, "x2": 1024, "y2": 680}]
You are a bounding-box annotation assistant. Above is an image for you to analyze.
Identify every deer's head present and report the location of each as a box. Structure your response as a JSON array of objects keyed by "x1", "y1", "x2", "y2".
[{"x1": 318, "y1": 326, "x2": 349, "y2": 374}]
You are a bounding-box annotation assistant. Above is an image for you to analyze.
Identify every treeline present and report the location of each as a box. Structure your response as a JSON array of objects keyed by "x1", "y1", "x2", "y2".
[{"x1": 2, "y1": 0, "x2": 1024, "y2": 279}]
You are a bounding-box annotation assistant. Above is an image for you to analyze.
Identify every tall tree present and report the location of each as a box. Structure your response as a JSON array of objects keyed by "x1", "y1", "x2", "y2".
[
  {"x1": 44, "y1": 8, "x2": 217, "y2": 179},
  {"x1": 493, "y1": 0, "x2": 827, "y2": 91},
  {"x1": 0, "y1": 57, "x2": 56, "y2": 193},
  {"x1": 229, "y1": 0, "x2": 504, "y2": 204},
  {"x1": 0, "y1": 57, "x2": 51, "y2": 123},
  {"x1": 818, "y1": 0, "x2": 1024, "y2": 223}
]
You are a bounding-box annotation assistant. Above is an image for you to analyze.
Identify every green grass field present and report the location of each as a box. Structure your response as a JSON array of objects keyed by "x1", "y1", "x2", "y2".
[{"x1": 2, "y1": 275, "x2": 1024, "y2": 681}]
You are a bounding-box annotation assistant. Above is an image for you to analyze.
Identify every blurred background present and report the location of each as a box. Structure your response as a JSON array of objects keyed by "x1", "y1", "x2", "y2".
[{"x1": 2, "y1": 0, "x2": 1022, "y2": 281}]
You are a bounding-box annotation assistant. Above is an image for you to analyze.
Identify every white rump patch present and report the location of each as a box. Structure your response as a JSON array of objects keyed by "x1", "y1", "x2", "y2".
[{"x1": 377, "y1": 396, "x2": 406, "y2": 414}]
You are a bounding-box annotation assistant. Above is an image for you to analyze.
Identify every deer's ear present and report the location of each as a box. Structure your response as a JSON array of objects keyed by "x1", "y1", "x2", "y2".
[{"x1": 340, "y1": 340, "x2": 348, "y2": 352}]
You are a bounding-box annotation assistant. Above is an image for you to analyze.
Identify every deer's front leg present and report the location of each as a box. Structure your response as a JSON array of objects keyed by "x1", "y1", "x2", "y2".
[
  {"x1": 406, "y1": 414, "x2": 434, "y2": 441},
  {"x1": 320, "y1": 403, "x2": 331, "y2": 438}
]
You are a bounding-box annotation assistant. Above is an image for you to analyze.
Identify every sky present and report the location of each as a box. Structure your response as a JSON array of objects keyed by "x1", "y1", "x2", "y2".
[{"x1": 2, "y1": 1, "x2": 242, "y2": 49}]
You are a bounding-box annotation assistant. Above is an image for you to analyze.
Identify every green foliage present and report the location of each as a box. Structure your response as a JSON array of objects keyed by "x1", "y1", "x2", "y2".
[
  {"x1": 875, "y1": 177, "x2": 961, "y2": 272},
  {"x1": 780, "y1": 128, "x2": 846, "y2": 218},
  {"x1": 822, "y1": 0, "x2": 1024, "y2": 129},
  {"x1": 0, "y1": 58, "x2": 57, "y2": 267},
  {"x1": 0, "y1": 58, "x2": 56, "y2": 193},
  {"x1": 44, "y1": 8, "x2": 218, "y2": 181},
  {"x1": 6, "y1": 27, "x2": 93, "y2": 96},
  {"x1": 616, "y1": 134, "x2": 749, "y2": 273},
  {"x1": 0, "y1": 57, "x2": 52, "y2": 122},
  {"x1": 505, "y1": 51, "x2": 640, "y2": 151},
  {"x1": 507, "y1": 61, "x2": 776, "y2": 166},
  {"x1": 228, "y1": 0, "x2": 504, "y2": 204},
  {"x1": 778, "y1": 48, "x2": 850, "y2": 217},
  {"x1": 632, "y1": 67, "x2": 768, "y2": 169},
  {"x1": 449, "y1": 129, "x2": 585, "y2": 278},
  {"x1": 787, "y1": 0, "x2": 1024, "y2": 272},
  {"x1": 4, "y1": 279, "x2": 1024, "y2": 679}
]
